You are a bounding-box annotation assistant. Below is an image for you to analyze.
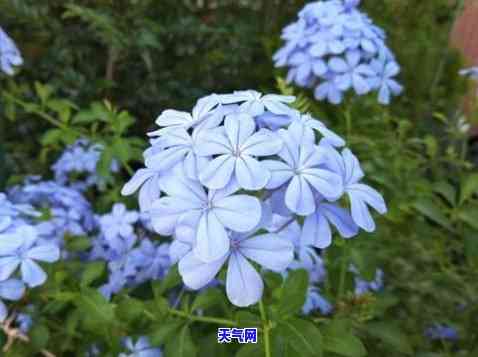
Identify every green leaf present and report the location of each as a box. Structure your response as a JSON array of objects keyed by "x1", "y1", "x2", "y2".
[
  {"x1": 117, "y1": 297, "x2": 145, "y2": 323},
  {"x1": 278, "y1": 318, "x2": 323, "y2": 357},
  {"x1": 81, "y1": 261, "x2": 106, "y2": 287},
  {"x1": 165, "y1": 324, "x2": 197, "y2": 357},
  {"x1": 29, "y1": 324, "x2": 50, "y2": 351},
  {"x1": 323, "y1": 321, "x2": 366, "y2": 357},
  {"x1": 34, "y1": 81, "x2": 53, "y2": 103},
  {"x1": 153, "y1": 265, "x2": 181, "y2": 297},
  {"x1": 457, "y1": 207, "x2": 478, "y2": 230},
  {"x1": 41, "y1": 128, "x2": 64, "y2": 146},
  {"x1": 363, "y1": 322, "x2": 413, "y2": 355},
  {"x1": 413, "y1": 198, "x2": 453, "y2": 231},
  {"x1": 191, "y1": 288, "x2": 225, "y2": 312},
  {"x1": 150, "y1": 320, "x2": 184, "y2": 346},
  {"x1": 278, "y1": 269, "x2": 309, "y2": 316},
  {"x1": 235, "y1": 311, "x2": 261, "y2": 327},
  {"x1": 432, "y1": 181, "x2": 456, "y2": 206},
  {"x1": 97, "y1": 145, "x2": 114, "y2": 178},
  {"x1": 76, "y1": 288, "x2": 116, "y2": 328},
  {"x1": 112, "y1": 138, "x2": 131, "y2": 163},
  {"x1": 460, "y1": 174, "x2": 478, "y2": 204},
  {"x1": 236, "y1": 342, "x2": 263, "y2": 357}
]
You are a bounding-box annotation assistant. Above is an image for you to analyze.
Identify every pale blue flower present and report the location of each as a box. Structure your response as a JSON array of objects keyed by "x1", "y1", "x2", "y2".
[
  {"x1": 0, "y1": 225, "x2": 60, "y2": 287},
  {"x1": 329, "y1": 50, "x2": 375, "y2": 95},
  {"x1": 120, "y1": 336, "x2": 162, "y2": 357},
  {"x1": 52, "y1": 139, "x2": 119, "y2": 191},
  {"x1": 196, "y1": 114, "x2": 283, "y2": 190},
  {"x1": 0, "y1": 27, "x2": 22, "y2": 75},
  {"x1": 353, "y1": 268, "x2": 384, "y2": 295},
  {"x1": 99, "y1": 203, "x2": 139, "y2": 243},
  {"x1": 218, "y1": 90, "x2": 296, "y2": 116},
  {"x1": 179, "y1": 230, "x2": 293, "y2": 307},
  {"x1": 150, "y1": 177, "x2": 261, "y2": 262},
  {"x1": 370, "y1": 59, "x2": 403, "y2": 104},
  {"x1": 325, "y1": 147, "x2": 386, "y2": 232},
  {"x1": 149, "y1": 94, "x2": 220, "y2": 136},
  {"x1": 0, "y1": 279, "x2": 25, "y2": 322},
  {"x1": 425, "y1": 324, "x2": 459, "y2": 341},
  {"x1": 263, "y1": 125, "x2": 343, "y2": 215},
  {"x1": 302, "y1": 287, "x2": 333, "y2": 315}
]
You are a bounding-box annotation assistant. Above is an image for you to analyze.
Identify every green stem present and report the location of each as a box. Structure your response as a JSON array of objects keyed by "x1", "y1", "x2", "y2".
[
  {"x1": 164, "y1": 308, "x2": 237, "y2": 327},
  {"x1": 337, "y1": 244, "x2": 349, "y2": 300},
  {"x1": 259, "y1": 300, "x2": 272, "y2": 357}
]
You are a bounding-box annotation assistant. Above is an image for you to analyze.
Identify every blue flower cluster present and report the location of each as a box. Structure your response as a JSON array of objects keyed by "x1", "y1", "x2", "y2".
[
  {"x1": 89, "y1": 203, "x2": 171, "y2": 300},
  {"x1": 52, "y1": 139, "x2": 119, "y2": 191},
  {"x1": 0, "y1": 27, "x2": 22, "y2": 75},
  {"x1": 124, "y1": 90, "x2": 387, "y2": 307},
  {"x1": 9, "y1": 178, "x2": 96, "y2": 248},
  {"x1": 425, "y1": 324, "x2": 459, "y2": 342},
  {"x1": 352, "y1": 267, "x2": 384, "y2": 295},
  {"x1": 87, "y1": 336, "x2": 162, "y2": 357},
  {"x1": 274, "y1": 0, "x2": 403, "y2": 104},
  {"x1": 0, "y1": 194, "x2": 60, "y2": 322}
]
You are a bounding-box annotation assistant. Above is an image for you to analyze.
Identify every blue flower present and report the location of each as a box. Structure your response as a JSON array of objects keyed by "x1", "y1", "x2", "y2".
[
  {"x1": 263, "y1": 125, "x2": 343, "y2": 215},
  {"x1": 325, "y1": 147, "x2": 387, "y2": 232},
  {"x1": 151, "y1": 177, "x2": 261, "y2": 262},
  {"x1": 0, "y1": 279, "x2": 25, "y2": 322},
  {"x1": 52, "y1": 139, "x2": 119, "y2": 191},
  {"x1": 352, "y1": 267, "x2": 384, "y2": 295},
  {"x1": 120, "y1": 336, "x2": 162, "y2": 357},
  {"x1": 217, "y1": 90, "x2": 295, "y2": 116},
  {"x1": 0, "y1": 225, "x2": 59, "y2": 287},
  {"x1": 0, "y1": 27, "x2": 22, "y2": 75},
  {"x1": 179, "y1": 230, "x2": 293, "y2": 307},
  {"x1": 370, "y1": 59, "x2": 403, "y2": 104},
  {"x1": 99, "y1": 203, "x2": 139, "y2": 243},
  {"x1": 274, "y1": 0, "x2": 402, "y2": 104},
  {"x1": 302, "y1": 287, "x2": 333, "y2": 315},
  {"x1": 329, "y1": 50, "x2": 375, "y2": 95},
  {"x1": 425, "y1": 324, "x2": 459, "y2": 342},
  {"x1": 197, "y1": 114, "x2": 283, "y2": 190}
]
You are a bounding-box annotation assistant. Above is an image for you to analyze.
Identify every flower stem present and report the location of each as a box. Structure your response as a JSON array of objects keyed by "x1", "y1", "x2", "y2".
[
  {"x1": 337, "y1": 243, "x2": 349, "y2": 300},
  {"x1": 259, "y1": 300, "x2": 272, "y2": 357},
  {"x1": 144, "y1": 307, "x2": 238, "y2": 327}
]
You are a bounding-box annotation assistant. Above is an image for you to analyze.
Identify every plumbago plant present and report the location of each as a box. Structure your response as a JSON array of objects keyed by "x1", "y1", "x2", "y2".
[{"x1": 120, "y1": 90, "x2": 387, "y2": 356}]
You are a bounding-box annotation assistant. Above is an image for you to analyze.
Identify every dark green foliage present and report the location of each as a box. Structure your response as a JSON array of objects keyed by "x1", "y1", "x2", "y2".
[{"x1": 1, "y1": 0, "x2": 478, "y2": 356}]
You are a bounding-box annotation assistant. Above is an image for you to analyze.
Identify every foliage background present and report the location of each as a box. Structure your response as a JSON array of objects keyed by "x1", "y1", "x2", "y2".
[{"x1": 1, "y1": 0, "x2": 478, "y2": 356}]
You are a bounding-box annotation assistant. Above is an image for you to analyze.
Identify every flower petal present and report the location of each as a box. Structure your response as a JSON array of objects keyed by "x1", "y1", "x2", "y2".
[
  {"x1": 26, "y1": 244, "x2": 60, "y2": 263},
  {"x1": 235, "y1": 156, "x2": 271, "y2": 190},
  {"x1": 213, "y1": 195, "x2": 261, "y2": 232},
  {"x1": 21, "y1": 259, "x2": 47, "y2": 288},
  {"x1": 302, "y1": 211, "x2": 332, "y2": 249},
  {"x1": 285, "y1": 176, "x2": 315, "y2": 216},
  {"x1": 0, "y1": 279, "x2": 25, "y2": 300},
  {"x1": 194, "y1": 211, "x2": 230, "y2": 263},
  {"x1": 239, "y1": 234, "x2": 293, "y2": 272},
  {"x1": 0, "y1": 256, "x2": 20, "y2": 281},
  {"x1": 224, "y1": 114, "x2": 256, "y2": 148},
  {"x1": 199, "y1": 155, "x2": 236, "y2": 190},
  {"x1": 121, "y1": 168, "x2": 155, "y2": 196},
  {"x1": 262, "y1": 160, "x2": 294, "y2": 189},
  {"x1": 179, "y1": 252, "x2": 227, "y2": 290},
  {"x1": 302, "y1": 168, "x2": 343, "y2": 201},
  {"x1": 226, "y1": 252, "x2": 263, "y2": 307}
]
